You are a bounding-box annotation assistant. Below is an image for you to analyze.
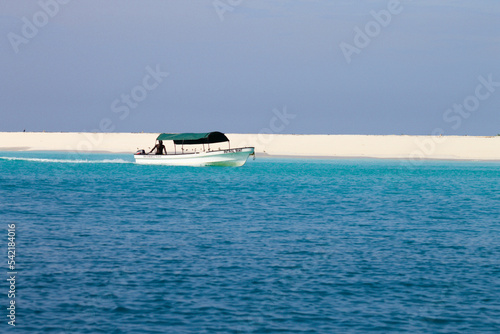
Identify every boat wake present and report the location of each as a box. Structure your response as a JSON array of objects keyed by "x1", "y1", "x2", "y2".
[{"x1": 0, "y1": 157, "x2": 132, "y2": 164}]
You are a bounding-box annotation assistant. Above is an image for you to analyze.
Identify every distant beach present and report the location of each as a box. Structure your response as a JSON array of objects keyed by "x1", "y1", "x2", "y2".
[{"x1": 1, "y1": 132, "x2": 500, "y2": 161}]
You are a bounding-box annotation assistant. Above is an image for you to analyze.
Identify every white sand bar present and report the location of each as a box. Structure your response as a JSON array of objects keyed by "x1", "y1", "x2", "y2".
[{"x1": 1, "y1": 132, "x2": 500, "y2": 161}]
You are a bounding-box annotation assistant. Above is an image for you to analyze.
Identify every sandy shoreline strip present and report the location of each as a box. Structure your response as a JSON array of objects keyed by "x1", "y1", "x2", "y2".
[{"x1": 1, "y1": 132, "x2": 500, "y2": 161}]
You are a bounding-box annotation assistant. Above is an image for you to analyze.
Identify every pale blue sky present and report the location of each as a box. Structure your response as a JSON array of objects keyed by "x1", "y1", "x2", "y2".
[{"x1": 1, "y1": 0, "x2": 499, "y2": 135}]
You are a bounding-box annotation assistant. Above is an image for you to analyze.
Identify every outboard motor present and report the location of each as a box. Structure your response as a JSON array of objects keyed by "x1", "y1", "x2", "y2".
[{"x1": 135, "y1": 149, "x2": 146, "y2": 155}]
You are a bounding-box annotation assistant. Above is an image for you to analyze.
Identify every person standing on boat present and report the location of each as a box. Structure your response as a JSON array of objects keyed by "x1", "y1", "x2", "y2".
[{"x1": 149, "y1": 140, "x2": 167, "y2": 155}]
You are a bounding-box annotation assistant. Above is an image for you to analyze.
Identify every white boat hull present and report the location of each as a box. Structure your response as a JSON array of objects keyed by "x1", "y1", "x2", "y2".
[{"x1": 134, "y1": 147, "x2": 254, "y2": 167}]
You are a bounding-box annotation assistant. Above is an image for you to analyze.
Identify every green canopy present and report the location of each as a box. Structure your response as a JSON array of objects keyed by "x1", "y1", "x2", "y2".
[{"x1": 156, "y1": 132, "x2": 229, "y2": 145}]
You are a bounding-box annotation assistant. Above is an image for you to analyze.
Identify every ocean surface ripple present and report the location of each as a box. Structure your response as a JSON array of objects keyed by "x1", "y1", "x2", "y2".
[{"x1": 1, "y1": 152, "x2": 499, "y2": 333}]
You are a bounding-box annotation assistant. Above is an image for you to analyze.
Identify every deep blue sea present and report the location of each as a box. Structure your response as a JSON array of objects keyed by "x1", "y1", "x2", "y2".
[{"x1": 1, "y1": 151, "x2": 500, "y2": 333}]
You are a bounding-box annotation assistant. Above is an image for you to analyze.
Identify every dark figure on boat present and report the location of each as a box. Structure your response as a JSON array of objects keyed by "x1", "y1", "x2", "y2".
[{"x1": 149, "y1": 140, "x2": 167, "y2": 155}]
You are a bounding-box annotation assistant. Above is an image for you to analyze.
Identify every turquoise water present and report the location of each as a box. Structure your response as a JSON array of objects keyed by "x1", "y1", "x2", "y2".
[{"x1": 1, "y1": 151, "x2": 500, "y2": 333}]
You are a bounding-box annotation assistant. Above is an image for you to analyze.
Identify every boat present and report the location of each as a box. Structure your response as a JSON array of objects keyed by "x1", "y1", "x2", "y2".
[{"x1": 134, "y1": 132, "x2": 255, "y2": 167}]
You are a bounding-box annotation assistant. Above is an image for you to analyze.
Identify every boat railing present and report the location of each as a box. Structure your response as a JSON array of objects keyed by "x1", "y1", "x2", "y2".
[{"x1": 141, "y1": 146, "x2": 253, "y2": 156}]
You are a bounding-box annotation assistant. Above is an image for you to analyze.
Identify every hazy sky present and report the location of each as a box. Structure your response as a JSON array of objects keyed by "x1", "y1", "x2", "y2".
[{"x1": 1, "y1": 0, "x2": 499, "y2": 135}]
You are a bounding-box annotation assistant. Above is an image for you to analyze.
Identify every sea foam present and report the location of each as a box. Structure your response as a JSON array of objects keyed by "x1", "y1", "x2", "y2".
[{"x1": 0, "y1": 156, "x2": 132, "y2": 164}]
